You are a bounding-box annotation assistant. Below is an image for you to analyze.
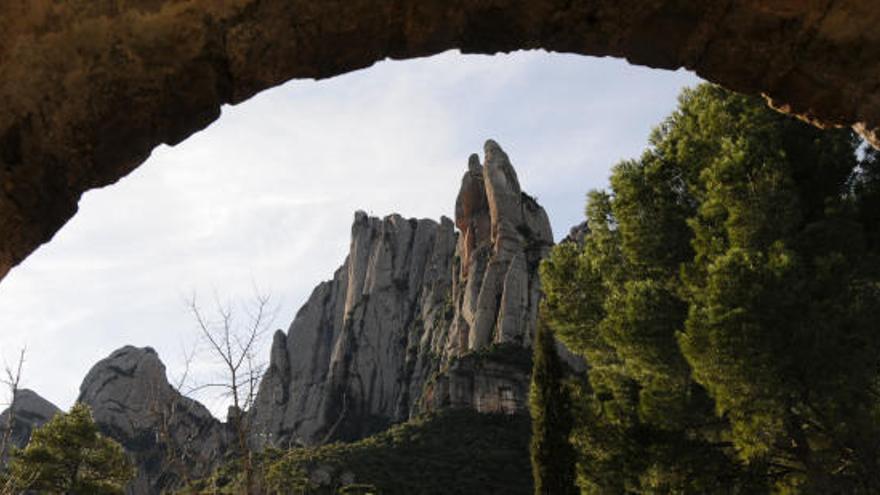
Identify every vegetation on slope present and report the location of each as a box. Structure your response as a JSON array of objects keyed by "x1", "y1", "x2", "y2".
[{"x1": 183, "y1": 410, "x2": 531, "y2": 495}]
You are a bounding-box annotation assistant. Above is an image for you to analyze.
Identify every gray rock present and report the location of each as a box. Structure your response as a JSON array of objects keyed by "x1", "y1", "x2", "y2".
[
  {"x1": 0, "y1": 389, "x2": 60, "y2": 463},
  {"x1": 250, "y1": 141, "x2": 558, "y2": 447},
  {"x1": 448, "y1": 140, "x2": 553, "y2": 355},
  {"x1": 250, "y1": 213, "x2": 458, "y2": 446},
  {"x1": 421, "y1": 346, "x2": 532, "y2": 415},
  {"x1": 78, "y1": 346, "x2": 229, "y2": 495},
  {"x1": 562, "y1": 221, "x2": 590, "y2": 245}
]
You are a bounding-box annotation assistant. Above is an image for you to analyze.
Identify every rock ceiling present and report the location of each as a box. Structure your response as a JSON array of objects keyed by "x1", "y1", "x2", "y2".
[{"x1": 1, "y1": 0, "x2": 877, "y2": 280}]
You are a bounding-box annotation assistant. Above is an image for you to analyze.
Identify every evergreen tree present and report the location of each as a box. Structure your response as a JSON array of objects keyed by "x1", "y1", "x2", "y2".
[
  {"x1": 529, "y1": 317, "x2": 577, "y2": 495},
  {"x1": 6, "y1": 403, "x2": 133, "y2": 494},
  {"x1": 541, "y1": 84, "x2": 880, "y2": 493}
]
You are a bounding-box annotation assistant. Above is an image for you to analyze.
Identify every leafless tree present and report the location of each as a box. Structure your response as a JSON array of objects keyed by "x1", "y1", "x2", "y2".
[
  {"x1": 186, "y1": 290, "x2": 274, "y2": 493},
  {"x1": 0, "y1": 347, "x2": 26, "y2": 464}
]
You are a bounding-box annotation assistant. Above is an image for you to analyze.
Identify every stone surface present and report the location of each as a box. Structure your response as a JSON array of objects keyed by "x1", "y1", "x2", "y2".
[
  {"x1": 0, "y1": 389, "x2": 60, "y2": 463},
  {"x1": 250, "y1": 212, "x2": 459, "y2": 446},
  {"x1": 447, "y1": 140, "x2": 553, "y2": 354},
  {"x1": 78, "y1": 346, "x2": 229, "y2": 495},
  {"x1": 2, "y1": 0, "x2": 880, "y2": 281},
  {"x1": 562, "y1": 220, "x2": 590, "y2": 245},
  {"x1": 250, "y1": 141, "x2": 552, "y2": 447},
  {"x1": 420, "y1": 345, "x2": 533, "y2": 415}
]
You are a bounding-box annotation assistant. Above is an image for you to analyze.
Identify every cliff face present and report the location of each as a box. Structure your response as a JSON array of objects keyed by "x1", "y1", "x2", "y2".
[
  {"x1": 250, "y1": 140, "x2": 553, "y2": 447},
  {"x1": 78, "y1": 346, "x2": 229, "y2": 495}
]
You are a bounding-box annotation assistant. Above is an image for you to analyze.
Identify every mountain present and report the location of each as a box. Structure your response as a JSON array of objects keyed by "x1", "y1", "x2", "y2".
[
  {"x1": 248, "y1": 140, "x2": 558, "y2": 447},
  {"x1": 7, "y1": 140, "x2": 576, "y2": 494},
  {"x1": 78, "y1": 346, "x2": 229, "y2": 494}
]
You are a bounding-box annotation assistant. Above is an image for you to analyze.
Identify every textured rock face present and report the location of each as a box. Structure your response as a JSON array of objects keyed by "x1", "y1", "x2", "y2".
[
  {"x1": 0, "y1": 389, "x2": 60, "y2": 462},
  {"x1": 2, "y1": 1, "x2": 879, "y2": 282},
  {"x1": 421, "y1": 345, "x2": 533, "y2": 415},
  {"x1": 250, "y1": 212, "x2": 458, "y2": 446},
  {"x1": 448, "y1": 141, "x2": 553, "y2": 354},
  {"x1": 78, "y1": 346, "x2": 228, "y2": 495},
  {"x1": 250, "y1": 141, "x2": 551, "y2": 447}
]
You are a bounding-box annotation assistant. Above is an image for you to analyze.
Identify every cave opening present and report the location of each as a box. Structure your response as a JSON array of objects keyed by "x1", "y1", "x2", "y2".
[{"x1": 0, "y1": 50, "x2": 699, "y2": 417}]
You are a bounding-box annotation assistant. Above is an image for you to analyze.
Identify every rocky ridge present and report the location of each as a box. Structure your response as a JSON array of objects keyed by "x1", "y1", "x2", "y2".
[{"x1": 249, "y1": 140, "x2": 554, "y2": 447}]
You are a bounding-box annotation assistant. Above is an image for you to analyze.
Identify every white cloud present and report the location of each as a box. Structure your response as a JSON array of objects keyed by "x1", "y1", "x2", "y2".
[{"x1": 0, "y1": 50, "x2": 700, "y2": 417}]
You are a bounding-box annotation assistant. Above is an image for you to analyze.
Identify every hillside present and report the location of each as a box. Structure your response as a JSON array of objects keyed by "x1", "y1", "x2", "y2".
[{"x1": 188, "y1": 409, "x2": 533, "y2": 495}]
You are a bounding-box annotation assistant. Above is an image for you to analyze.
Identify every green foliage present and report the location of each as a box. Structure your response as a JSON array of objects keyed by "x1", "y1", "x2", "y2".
[
  {"x1": 5, "y1": 403, "x2": 134, "y2": 494},
  {"x1": 186, "y1": 410, "x2": 531, "y2": 495},
  {"x1": 529, "y1": 319, "x2": 577, "y2": 495},
  {"x1": 541, "y1": 84, "x2": 880, "y2": 493}
]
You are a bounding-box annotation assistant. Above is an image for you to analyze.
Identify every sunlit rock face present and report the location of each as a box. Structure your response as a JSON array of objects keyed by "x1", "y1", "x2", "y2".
[
  {"x1": 2, "y1": 0, "x2": 879, "y2": 283},
  {"x1": 249, "y1": 141, "x2": 553, "y2": 447},
  {"x1": 250, "y1": 211, "x2": 458, "y2": 446},
  {"x1": 78, "y1": 346, "x2": 229, "y2": 495},
  {"x1": 0, "y1": 389, "x2": 60, "y2": 464},
  {"x1": 448, "y1": 140, "x2": 553, "y2": 354}
]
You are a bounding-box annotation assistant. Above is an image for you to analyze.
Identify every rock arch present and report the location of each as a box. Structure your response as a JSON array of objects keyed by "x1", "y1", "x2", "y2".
[{"x1": 1, "y1": 0, "x2": 878, "y2": 280}]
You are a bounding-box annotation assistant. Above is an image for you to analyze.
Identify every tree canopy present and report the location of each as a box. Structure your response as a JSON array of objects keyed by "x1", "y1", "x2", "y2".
[
  {"x1": 540, "y1": 84, "x2": 880, "y2": 493},
  {"x1": 4, "y1": 403, "x2": 133, "y2": 495}
]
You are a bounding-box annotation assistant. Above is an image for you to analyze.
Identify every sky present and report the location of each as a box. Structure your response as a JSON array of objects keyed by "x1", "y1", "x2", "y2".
[{"x1": 0, "y1": 50, "x2": 700, "y2": 417}]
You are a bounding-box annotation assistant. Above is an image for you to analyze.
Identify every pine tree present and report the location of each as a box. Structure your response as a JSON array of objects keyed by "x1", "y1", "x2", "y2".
[
  {"x1": 529, "y1": 317, "x2": 577, "y2": 495},
  {"x1": 6, "y1": 403, "x2": 133, "y2": 494},
  {"x1": 541, "y1": 84, "x2": 880, "y2": 493}
]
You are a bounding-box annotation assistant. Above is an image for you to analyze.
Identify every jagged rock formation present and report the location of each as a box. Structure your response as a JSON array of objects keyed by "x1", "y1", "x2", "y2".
[
  {"x1": 78, "y1": 346, "x2": 229, "y2": 495},
  {"x1": 250, "y1": 141, "x2": 552, "y2": 447},
  {"x1": 250, "y1": 211, "x2": 457, "y2": 446},
  {"x1": 1, "y1": 142, "x2": 580, "y2": 492},
  {"x1": 448, "y1": 144, "x2": 552, "y2": 353},
  {"x1": 0, "y1": 389, "x2": 60, "y2": 463},
  {"x1": 2, "y1": 1, "x2": 880, "y2": 282}
]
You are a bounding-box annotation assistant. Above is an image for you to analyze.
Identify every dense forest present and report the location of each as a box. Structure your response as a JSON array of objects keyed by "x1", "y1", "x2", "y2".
[{"x1": 535, "y1": 84, "x2": 880, "y2": 494}]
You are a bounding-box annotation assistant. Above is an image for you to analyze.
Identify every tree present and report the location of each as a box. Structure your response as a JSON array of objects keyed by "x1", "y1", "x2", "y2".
[
  {"x1": 541, "y1": 84, "x2": 880, "y2": 493},
  {"x1": 676, "y1": 86, "x2": 880, "y2": 493},
  {"x1": 187, "y1": 290, "x2": 274, "y2": 493},
  {"x1": 5, "y1": 403, "x2": 133, "y2": 494},
  {"x1": 529, "y1": 317, "x2": 577, "y2": 495},
  {"x1": 0, "y1": 348, "x2": 26, "y2": 464}
]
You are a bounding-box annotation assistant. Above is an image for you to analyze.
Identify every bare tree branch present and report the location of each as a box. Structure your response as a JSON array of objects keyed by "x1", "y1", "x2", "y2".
[
  {"x1": 1, "y1": 347, "x2": 27, "y2": 463},
  {"x1": 184, "y1": 288, "x2": 274, "y2": 493}
]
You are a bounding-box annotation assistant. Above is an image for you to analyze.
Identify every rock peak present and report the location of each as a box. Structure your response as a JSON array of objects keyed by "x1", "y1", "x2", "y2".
[
  {"x1": 78, "y1": 346, "x2": 228, "y2": 494},
  {"x1": 467, "y1": 153, "x2": 482, "y2": 173},
  {"x1": 484, "y1": 138, "x2": 503, "y2": 156},
  {"x1": 450, "y1": 141, "x2": 550, "y2": 350},
  {"x1": 251, "y1": 142, "x2": 554, "y2": 447}
]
